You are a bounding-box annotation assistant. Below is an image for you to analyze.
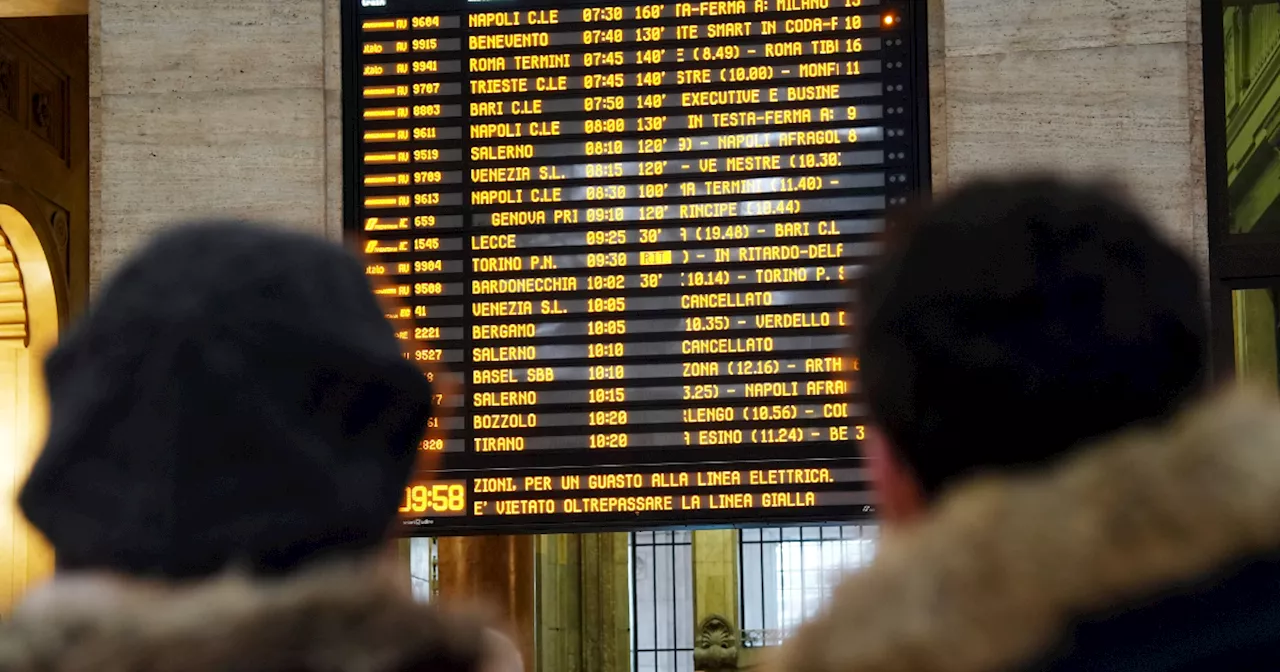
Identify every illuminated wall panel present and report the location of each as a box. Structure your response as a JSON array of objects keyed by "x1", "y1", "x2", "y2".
[{"x1": 341, "y1": 0, "x2": 929, "y2": 534}]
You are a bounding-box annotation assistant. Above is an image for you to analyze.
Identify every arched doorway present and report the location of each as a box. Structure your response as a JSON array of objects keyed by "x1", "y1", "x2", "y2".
[{"x1": 0, "y1": 202, "x2": 63, "y2": 614}]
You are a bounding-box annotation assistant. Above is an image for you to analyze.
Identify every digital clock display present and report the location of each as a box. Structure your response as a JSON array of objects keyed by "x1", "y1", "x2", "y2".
[
  {"x1": 400, "y1": 480, "x2": 469, "y2": 515},
  {"x1": 343, "y1": 0, "x2": 928, "y2": 534}
]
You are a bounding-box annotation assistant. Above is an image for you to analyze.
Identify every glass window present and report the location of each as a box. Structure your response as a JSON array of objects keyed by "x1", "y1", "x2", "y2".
[
  {"x1": 1233, "y1": 288, "x2": 1280, "y2": 385},
  {"x1": 632, "y1": 531, "x2": 695, "y2": 672},
  {"x1": 408, "y1": 536, "x2": 437, "y2": 602},
  {"x1": 738, "y1": 524, "x2": 879, "y2": 648},
  {"x1": 1221, "y1": 4, "x2": 1280, "y2": 236},
  {"x1": 1207, "y1": 1, "x2": 1280, "y2": 380}
]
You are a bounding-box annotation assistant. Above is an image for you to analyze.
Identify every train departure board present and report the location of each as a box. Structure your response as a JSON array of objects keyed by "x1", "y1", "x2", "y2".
[{"x1": 341, "y1": 0, "x2": 928, "y2": 534}]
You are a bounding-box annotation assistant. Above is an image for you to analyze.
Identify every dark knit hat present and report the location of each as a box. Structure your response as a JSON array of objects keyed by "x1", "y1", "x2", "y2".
[{"x1": 19, "y1": 221, "x2": 433, "y2": 579}]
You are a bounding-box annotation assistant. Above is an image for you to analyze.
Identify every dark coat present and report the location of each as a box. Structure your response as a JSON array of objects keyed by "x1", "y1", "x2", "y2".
[
  {"x1": 0, "y1": 563, "x2": 494, "y2": 672},
  {"x1": 767, "y1": 387, "x2": 1280, "y2": 672}
]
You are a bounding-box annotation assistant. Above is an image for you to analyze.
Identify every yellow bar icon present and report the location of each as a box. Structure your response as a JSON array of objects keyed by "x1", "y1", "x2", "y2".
[
  {"x1": 362, "y1": 19, "x2": 399, "y2": 31},
  {"x1": 363, "y1": 86, "x2": 401, "y2": 98},
  {"x1": 364, "y1": 174, "x2": 404, "y2": 186},
  {"x1": 364, "y1": 196, "x2": 402, "y2": 208},
  {"x1": 364, "y1": 152, "x2": 403, "y2": 164},
  {"x1": 363, "y1": 108, "x2": 404, "y2": 119},
  {"x1": 364, "y1": 130, "x2": 401, "y2": 142}
]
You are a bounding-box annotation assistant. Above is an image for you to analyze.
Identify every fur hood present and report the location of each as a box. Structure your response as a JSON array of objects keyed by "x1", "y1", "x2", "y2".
[
  {"x1": 768, "y1": 386, "x2": 1280, "y2": 672},
  {"x1": 0, "y1": 563, "x2": 493, "y2": 672}
]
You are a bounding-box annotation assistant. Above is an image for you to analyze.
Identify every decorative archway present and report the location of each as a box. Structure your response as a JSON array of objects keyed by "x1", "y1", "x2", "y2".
[{"x1": 0, "y1": 200, "x2": 63, "y2": 614}]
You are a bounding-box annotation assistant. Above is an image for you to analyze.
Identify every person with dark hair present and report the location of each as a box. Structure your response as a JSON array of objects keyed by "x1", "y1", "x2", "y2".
[
  {"x1": 0, "y1": 221, "x2": 519, "y2": 672},
  {"x1": 769, "y1": 175, "x2": 1280, "y2": 671}
]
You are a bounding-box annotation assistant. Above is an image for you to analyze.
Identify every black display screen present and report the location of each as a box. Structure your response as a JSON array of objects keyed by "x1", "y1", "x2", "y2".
[{"x1": 341, "y1": 0, "x2": 928, "y2": 534}]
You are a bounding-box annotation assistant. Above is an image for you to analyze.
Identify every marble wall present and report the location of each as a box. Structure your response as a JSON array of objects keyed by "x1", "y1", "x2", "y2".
[
  {"x1": 929, "y1": 0, "x2": 1208, "y2": 268},
  {"x1": 88, "y1": 0, "x2": 337, "y2": 288},
  {"x1": 88, "y1": 0, "x2": 1210, "y2": 283}
]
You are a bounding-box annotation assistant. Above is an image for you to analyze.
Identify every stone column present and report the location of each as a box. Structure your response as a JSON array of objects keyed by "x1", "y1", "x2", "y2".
[
  {"x1": 536, "y1": 533, "x2": 630, "y2": 672},
  {"x1": 692, "y1": 530, "x2": 741, "y2": 670},
  {"x1": 578, "y1": 533, "x2": 631, "y2": 672},
  {"x1": 692, "y1": 529, "x2": 738, "y2": 625},
  {"x1": 1232, "y1": 290, "x2": 1279, "y2": 383},
  {"x1": 537, "y1": 534, "x2": 582, "y2": 672},
  {"x1": 437, "y1": 536, "x2": 537, "y2": 669}
]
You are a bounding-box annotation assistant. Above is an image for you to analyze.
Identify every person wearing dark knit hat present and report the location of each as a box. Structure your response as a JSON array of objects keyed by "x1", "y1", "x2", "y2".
[
  {"x1": 766, "y1": 176, "x2": 1280, "y2": 672},
  {"x1": 0, "y1": 221, "x2": 519, "y2": 672}
]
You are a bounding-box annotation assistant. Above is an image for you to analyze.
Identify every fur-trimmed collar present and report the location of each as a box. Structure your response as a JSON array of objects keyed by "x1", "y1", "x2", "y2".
[
  {"x1": 769, "y1": 387, "x2": 1280, "y2": 672},
  {"x1": 0, "y1": 563, "x2": 492, "y2": 672}
]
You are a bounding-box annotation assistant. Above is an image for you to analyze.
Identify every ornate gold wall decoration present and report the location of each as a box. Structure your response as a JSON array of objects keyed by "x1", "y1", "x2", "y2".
[{"x1": 0, "y1": 228, "x2": 28, "y2": 346}]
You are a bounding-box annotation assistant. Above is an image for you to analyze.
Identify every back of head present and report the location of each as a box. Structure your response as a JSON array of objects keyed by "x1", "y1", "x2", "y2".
[
  {"x1": 860, "y1": 175, "x2": 1207, "y2": 498},
  {"x1": 19, "y1": 221, "x2": 434, "y2": 579}
]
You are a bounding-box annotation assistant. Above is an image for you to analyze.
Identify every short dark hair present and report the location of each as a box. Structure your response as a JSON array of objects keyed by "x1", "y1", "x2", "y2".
[{"x1": 859, "y1": 175, "x2": 1207, "y2": 498}]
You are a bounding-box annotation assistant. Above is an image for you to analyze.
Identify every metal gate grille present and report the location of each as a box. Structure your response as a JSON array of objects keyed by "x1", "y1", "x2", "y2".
[
  {"x1": 408, "y1": 536, "x2": 438, "y2": 602},
  {"x1": 631, "y1": 530, "x2": 694, "y2": 672},
  {"x1": 739, "y1": 524, "x2": 878, "y2": 647}
]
